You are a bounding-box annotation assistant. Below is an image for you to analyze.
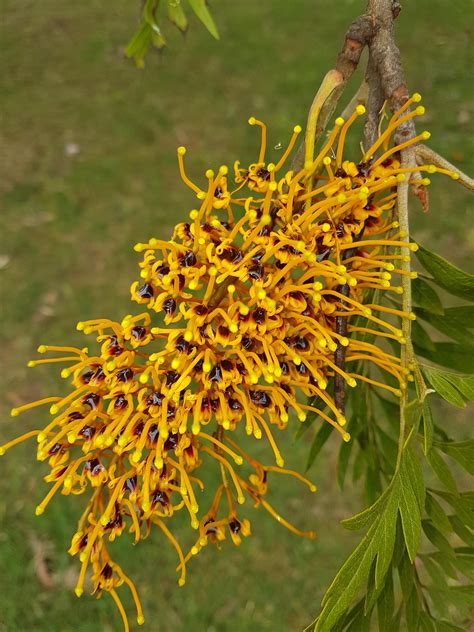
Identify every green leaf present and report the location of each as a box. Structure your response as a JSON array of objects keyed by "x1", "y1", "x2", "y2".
[
  {"x1": 337, "y1": 435, "x2": 353, "y2": 490},
  {"x1": 125, "y1": 23, "x2": 154, "y2": 67},
  {"x1": 430, "y1": 550, "x2": 458, "y2": 580},
  {"x1": 377, "y1": 569, "x2": 394, "y2": 630},
  {"x1": 187, "y1": 0, "x2": 219, "y2": 39},
  {"x1": 423, "y1": 367, "x2": 474, "y2": 404},
  {"x1": 434, "y1": 439, "x2": 474, "y2": 475},
  {"x1": 167, "y1": 0, "x2": 188, "y2": 31},
  {"x1": 427, "y1": 450, "x2": 459, "y2": 495},
  {"x1": 364, "y1": 559, "x2": 378, "y2": 613},
  {"x1": 443, "y1": 306, "x2": 474, "y2": 330},
  {"x1": 143, "y1": 0, "x2": 167, "y2": 48},
  {"x1": 398, "y1": 552, "x2": 415, "y2": 601},
  {"x1": 305, "y1": 422, "x2": 333, "y2": 471},
  {"x1": 412, "y1": 277, "x2": 444, "y2": 314},
  {"x1": 418, "y1": 612, "x2": 436, "y2": 632},
  {"x1": 415, "y1": 244, "x2": 474, "y2": 301},
  {"x1": 341, "y1": 484, "x2": 393, "y2": 531},
  {"x1": 415, "y1": 342, "x2": 474, "y2": 373},
  {"x1": 387, "y1": 607, "x2": 402, "y2": 632},
  {"x1": 422, "y1": 401, "x2": 434, "y2": 455},
  {"x1": 452, "y1": 551, "x2": 474, "y2": 579},
  {"x1": 332, "y1": 599, "x2": 364, "y2": 632},
  {"x1": 375, "y1": 426, "x2": 398, "y2": 472},
  {"x1": 415, "y1": 308, "x2": 474, "y2": 348},
  {"x1": 315, "y1": 484, "x2": 399, "y2": 631},
  {"x1": 433, "y1": 491, "x2": 474, "y2": 529},
  {"x1": 422, "y1": 367, "x2": 466, "y2": 408},
  {"x1": 404, "y1": 399, "x2": 424, "y2": 435},
  {"x1": 422, "y1": 520, "x2": 456, "y2": 559},
  {"x1": 431, "y1": 585, "x2": 474, "y2": 611},
  {"x1": 421, "y1": 554, "x2": 449, "y2": 588},
  {"x1": 349, "y1": 603, "x2": 372, "y2": 631},
  {"x1": 399, "y1": 461, "x2": 422, "y2": 561},
  {"x1": 434, "y1": 620, "x2": 467, "y2": 632},
  {"x1": 374, "y1": 490, "x2": 399, "y2": 586},
  {"x1": 449, "y1": 515, "x2": 474, "y2": 547},
  {"x1": 405, "y1": 584, "x2": 420, "y2": 632},
  {"x1": 425, "y1": 493, "x2": 452, "y2": 535},
  {"x1": 411, "y1": 319, "x2": 436, "y2": 352},
  {"x1": 403, "y1": 447, "x2": 425, "y2": 510},
  {"x1": 442, "y1": 372, "x2": 474, "y2": 401}
]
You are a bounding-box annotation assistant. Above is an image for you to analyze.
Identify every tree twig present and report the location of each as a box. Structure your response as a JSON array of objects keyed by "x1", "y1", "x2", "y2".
[{"x1": 416, "y1": 144, "x2": 474, "y2": 191}]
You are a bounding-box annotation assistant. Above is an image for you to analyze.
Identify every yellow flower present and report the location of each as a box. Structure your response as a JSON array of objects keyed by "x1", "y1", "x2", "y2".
[{"x1": 1, "y1": 93, "x2": 459, "y2": 631}]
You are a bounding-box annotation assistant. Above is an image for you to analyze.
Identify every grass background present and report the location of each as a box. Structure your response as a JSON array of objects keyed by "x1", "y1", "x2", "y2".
[{"x1": 0, "y1": 1, "x2": 472, "y2": 630}]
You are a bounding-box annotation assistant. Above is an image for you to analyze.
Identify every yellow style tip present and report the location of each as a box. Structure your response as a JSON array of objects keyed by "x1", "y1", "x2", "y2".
[
  {"x1": 177, "y1": 146, "x2": 186, "y2": 155},
  {"x1": 131, "y1": 451, "x2": 142, "y2": 463},
  {"x1": 49, "y1": 405, "x2": 59, "y2": 415},
  {"x1": 75, "y1": 587, "x2": 83, "y2": 598},
  {"x1": 412, "y1": 92, "x2": 422, "y2": 102},
  {"x1": 137, "y1": 616, "x2": 145, "y2": 625},
  {"x1": 335, "y1": 117, "x2": 345, "y2": 126},
  {"x1": 421, "y1": 131, "x2": 431, "y2": 140},
  {"x1": 178, "y1": 579, "x2": 186, "y2": 587},
  {"x1": 293, "y1": 125, "x2": 302, "y2": 133},
  {"x1": 343, "y1": 432, "x2": 351, "y2": 442},
  {"x1": 10, "y1": 408, "x2": 19, "y2": 417},
  {"x1": 0, "y1": 447, "x2": 5, "y2": 456},
  {"x1": 248, "y1": 116, "x2": 256, "y2": 125},
  {"x1": 310, "y1": 485, "x2": 317, "y2": 493},
  {"x1": 35, "y1": 505, "x2": 44, "y2": 516},
  {"x1": 37, "y1": 345, "x2": 47, "y2": 353},
  {"x1": 27, "y1": 360, "x2": 36, "y2": 368},
  {"x1": 355, "y1": 104, "x2": 366, "y2": 115}
]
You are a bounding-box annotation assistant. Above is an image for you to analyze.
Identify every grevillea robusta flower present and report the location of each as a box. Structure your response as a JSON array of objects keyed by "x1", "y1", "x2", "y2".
[{"x1": 1, "y1": 94, "x2": 458, "y2": 630}]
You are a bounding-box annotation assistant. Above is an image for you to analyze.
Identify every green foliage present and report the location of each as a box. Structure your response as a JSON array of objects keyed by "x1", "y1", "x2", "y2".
[
  {"x1": 126, "y1": 0, "x2": 219, "y2": 66},
  {"x1": 305, "y1": 247, "x2": 473, "y2": 631},
  {"x1": 414, "y1": 245, "x2": 474, "y2": 301}
]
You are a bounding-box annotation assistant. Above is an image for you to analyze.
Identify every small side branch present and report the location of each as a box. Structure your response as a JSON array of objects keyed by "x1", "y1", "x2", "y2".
[{"x1": 416, "y1": 144, "x2": 474, "y2": 191}]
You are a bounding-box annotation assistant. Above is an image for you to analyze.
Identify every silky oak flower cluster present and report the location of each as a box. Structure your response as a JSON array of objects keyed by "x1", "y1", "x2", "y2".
[{"x1": 1, "y1": 94, "x2": 458, "y2": 631}]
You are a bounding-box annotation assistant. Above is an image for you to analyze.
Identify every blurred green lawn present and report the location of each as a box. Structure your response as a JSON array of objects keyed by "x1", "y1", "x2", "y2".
[{"x1": 0, "y1": 1, "x2": 472, "y2": 631}]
